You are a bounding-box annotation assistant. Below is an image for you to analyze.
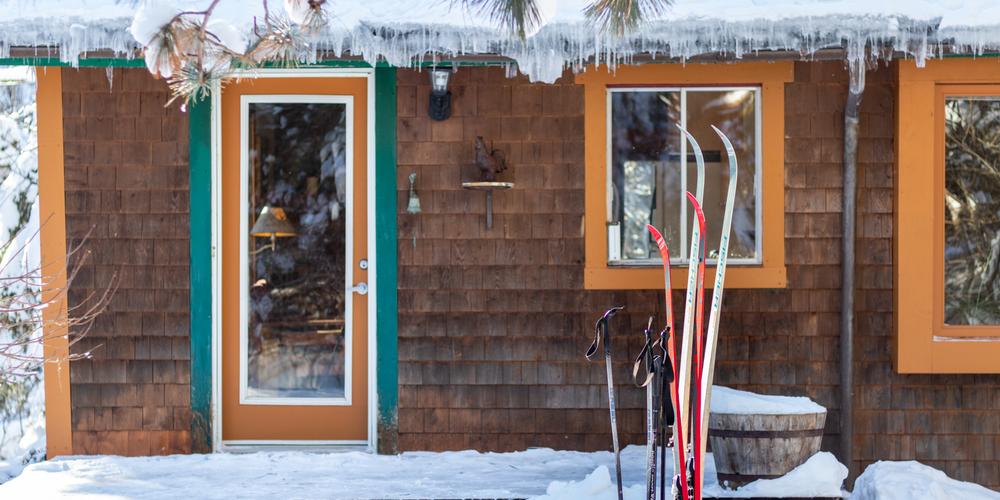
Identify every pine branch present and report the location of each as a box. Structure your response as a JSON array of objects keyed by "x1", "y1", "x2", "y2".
[
  {"x1": 462, "y1": 0, "x2": 543, "y2": 39},
  {"x1": 585, "y1": 0, "x2": 672, "y2": 36}
]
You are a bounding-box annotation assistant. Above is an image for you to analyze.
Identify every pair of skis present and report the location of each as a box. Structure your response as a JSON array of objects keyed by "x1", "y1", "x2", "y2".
[{"x1": 646, "y1": 125, "x2": 739, "y2": 500}]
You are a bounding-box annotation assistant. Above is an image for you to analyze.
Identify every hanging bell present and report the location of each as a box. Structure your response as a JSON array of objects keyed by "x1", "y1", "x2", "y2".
[{"x1": 406, "y1": 172, "x2": 422, "y2": 214}]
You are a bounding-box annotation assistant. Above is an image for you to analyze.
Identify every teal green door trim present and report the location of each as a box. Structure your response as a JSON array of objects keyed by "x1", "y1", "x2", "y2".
[
  {"x1": 188, "y1": 96, "x2": 213, "y2": 453},
  {"x1": 0, "y1": 56, "x2": 510, "y2": 68},
  {"x1": 0, "y1": 57, "x2": 147, "y2": 67},
  {"x1": 183, "y1": 68, "x2": 397, "y2": 453},
  {"x1": 374, "y1": 66, "x2": 399, "y2": 454}
]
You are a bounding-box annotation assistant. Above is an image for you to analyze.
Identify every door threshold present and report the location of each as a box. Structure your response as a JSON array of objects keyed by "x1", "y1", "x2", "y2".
[{"x1": 219, "y1": 440, "x2": 371, "y2": 454}]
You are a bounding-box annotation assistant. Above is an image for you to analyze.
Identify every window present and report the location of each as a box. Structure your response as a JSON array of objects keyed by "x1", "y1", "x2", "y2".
[
  {"x1": 608, "y1": 87, "x2": 760, "y2": 265},
  {"x1": 240, "y1": 96, "x2": 353, "y2": 404},
  {"x1": 942, "y1": 97, "x2": 1000, "y2": 326},
  {"x1": 896, "y1": 60, "x2": 1000, "y2": 373},
  {"x1": 577, "y1": 63, "x2": 791, "y2": 290}
]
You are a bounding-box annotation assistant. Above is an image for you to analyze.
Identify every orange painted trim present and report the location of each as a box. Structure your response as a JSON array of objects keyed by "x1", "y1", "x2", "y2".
[
  {"x1": 36, "y1": 67, "x2": 72, "y2": 457},
  {"x1": 576, "y1": 62, "x2": 792, "y2": 290},
  {"x1": 895, "y1": 59, "x2": 1000, "y2": 373}
]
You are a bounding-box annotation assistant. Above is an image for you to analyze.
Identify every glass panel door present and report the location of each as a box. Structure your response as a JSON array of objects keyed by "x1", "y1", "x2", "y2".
[{"x1": 241, "y1": 96, "x2": 353, "y2": 404}]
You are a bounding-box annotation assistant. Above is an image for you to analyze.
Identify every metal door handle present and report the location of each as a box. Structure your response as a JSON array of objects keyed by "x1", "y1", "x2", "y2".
[{"x1": 351, "y1": 282, "x2": 368, "y2": 295}]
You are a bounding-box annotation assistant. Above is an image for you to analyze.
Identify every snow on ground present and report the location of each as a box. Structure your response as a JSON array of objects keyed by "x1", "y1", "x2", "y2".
[
  {"x1": 0, "y1": 445, "x2": 853, "y2": 499},
  {"x1": 852, "y1": 460, "x2": 1000, "y2": 500},
  {"x1": 0, "y1": 446, "x2": 654, "y2": 499},
  {"x1": 0, "y1": 383, "x2": 44, "y2": 482},
  {"x1": 542, "y1": 450, "x2": 846, "y2": 500},
  {"x1": 711, "y1": 385, "x2": 826, "y2": 415},
  {"x1": 705, "y1": 452, "x2": 846, "y2": 498}
]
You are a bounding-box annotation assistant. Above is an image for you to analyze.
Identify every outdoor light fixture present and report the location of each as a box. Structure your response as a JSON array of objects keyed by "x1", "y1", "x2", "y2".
[
  {"x1": 428, "y1": 68, "x2": 451, "y2": 121},
  {"x1": 251, "y1": 205, "x2": 297, "y2": 254}
]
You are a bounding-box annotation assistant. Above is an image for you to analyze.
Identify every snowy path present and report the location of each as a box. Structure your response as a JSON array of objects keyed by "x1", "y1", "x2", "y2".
[
  {"x1": 0, "y1": 445, "x2": 859, "y2": 499},
  {"x1": 0, "y1": 446, "x2": 657, "y2": 499}
]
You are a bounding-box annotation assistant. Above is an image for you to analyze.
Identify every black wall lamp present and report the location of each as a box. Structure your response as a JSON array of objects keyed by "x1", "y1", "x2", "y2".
[{"x1": 428, "y1": 68, "x2": 451, "y2": 121}]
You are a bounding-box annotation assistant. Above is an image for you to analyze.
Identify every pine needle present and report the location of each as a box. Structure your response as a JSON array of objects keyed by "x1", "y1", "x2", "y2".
[
  {"x1": 585, "y1": 0, "x2": 672, "y2": 36},
  {"x1": 463, "y1": 0, "x2": 543, "y2": 39}
]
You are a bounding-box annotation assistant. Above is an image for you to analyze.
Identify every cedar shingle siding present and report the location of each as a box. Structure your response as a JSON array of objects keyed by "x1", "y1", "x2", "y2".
[
  {"x1": 395, "y1": 63, "x2": 1000, "y2": 489},
  {"x1": 55, "y1": 64, "x2": 1000, "y2": 489},
  {"x1": 63, "y1": 68, "x2": 192, "y2": 455}
]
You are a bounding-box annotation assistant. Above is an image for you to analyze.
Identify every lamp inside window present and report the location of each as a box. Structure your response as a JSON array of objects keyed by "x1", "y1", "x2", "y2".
[{"x1": 251, "y1": 205, "x2": 297, "y2": 254}]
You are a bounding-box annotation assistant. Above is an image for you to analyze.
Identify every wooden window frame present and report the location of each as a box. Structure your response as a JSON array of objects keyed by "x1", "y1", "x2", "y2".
[
  {"x1": 896, "y1": 59, "x2": 1000, "y2": 373},
  {"x1": 576, "y1": 63, "x2": 792, "y2": 290}
]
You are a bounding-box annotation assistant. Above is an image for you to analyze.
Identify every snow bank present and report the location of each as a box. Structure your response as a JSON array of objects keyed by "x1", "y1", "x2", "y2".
[
  {"x1": 705, "y1": 451, "x2": 847, "y2": 498},
  {"x1": 535, "y1": 450, "x2": 847, "y2": 499},
  {"x1": 852, "y1": 460, "x2": 1000, "y2": 500},
  {"x1": 532, "y1": 465, "x2": 645, "y2": 500},
  {"x1": 711, "y1": 385, "x2": 826, "y2": 415}
]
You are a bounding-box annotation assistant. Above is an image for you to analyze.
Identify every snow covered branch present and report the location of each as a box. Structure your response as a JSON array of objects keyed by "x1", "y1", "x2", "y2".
[{"x1": 130, "y1": 0, "x2": 330, "y2": 105}]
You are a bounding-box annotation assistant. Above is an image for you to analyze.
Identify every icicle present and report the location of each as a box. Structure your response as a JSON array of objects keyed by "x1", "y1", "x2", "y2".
[
  {"x1": 846, "y1": 35, "x2": 866, "y2": 96},
  {"x1": 105, "y1": 67, "x2": 114, "y2": 92}
]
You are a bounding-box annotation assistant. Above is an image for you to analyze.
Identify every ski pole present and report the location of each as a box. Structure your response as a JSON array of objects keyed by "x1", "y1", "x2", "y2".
[
  {"x1": 633, "y1": 317, "x2": 658, "y2": 500},
  {"x1": 586, "y1": 306, "x2": 625, "y2": 500}
]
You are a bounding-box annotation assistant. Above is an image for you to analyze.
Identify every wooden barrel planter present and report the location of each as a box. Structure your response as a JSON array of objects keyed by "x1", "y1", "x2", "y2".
[{"x1": 708, "y1": 410, "x2": 826, "y2": 487}]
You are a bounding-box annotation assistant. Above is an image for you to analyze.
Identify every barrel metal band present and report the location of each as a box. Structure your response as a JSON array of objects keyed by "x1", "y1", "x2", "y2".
[{"x1": 707, "y1": 428, "x2": 825, "y2": 439}]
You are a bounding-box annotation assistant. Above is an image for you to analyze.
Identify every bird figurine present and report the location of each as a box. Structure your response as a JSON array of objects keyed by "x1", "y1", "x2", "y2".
[{"x1": 474, "y1": 136, "x2": 508, "y2": 182}]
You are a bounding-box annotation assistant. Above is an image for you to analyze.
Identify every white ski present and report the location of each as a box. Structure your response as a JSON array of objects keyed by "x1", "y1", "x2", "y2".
[
  {"x1": 675, "y1": 125, "x2": 705, "y2": 455},
  {"x1": 694, "y1": 126, "x2": 739, "y2": 495}
]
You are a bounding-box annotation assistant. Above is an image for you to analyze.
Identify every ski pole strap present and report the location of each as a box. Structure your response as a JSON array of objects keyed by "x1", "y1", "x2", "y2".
[
  {"x1": 587, "y1": 306, "x2": 624, "y2": 361},
  {"x1": 656, "y1": 328, "x2": 675, "y2": 384},
  {"x1": 632, "y1": 332, "x2": 655, "y2": 388},
  {"x1": 585, "y1": 322, "x2": 603, "y2": 361}
]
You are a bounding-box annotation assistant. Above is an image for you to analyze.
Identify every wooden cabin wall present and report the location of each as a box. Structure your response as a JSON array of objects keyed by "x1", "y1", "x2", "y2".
[
  {"x1": 61, "y1": 68, "x2": 192, "y2": 455},
  {"x1": 394, "y1": 62, "x2": 1000, "y2": 489}
]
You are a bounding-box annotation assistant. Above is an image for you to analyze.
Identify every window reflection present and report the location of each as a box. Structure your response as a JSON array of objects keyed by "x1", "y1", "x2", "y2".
[
  {"x1": 944, "y1": 97, "x2": 1000, "y2": 326},
  {"x1": 246, "y1": 101, "x2": 348, "y2": 399},
  {"x1": 609, "y1": 88, "x2": 758, "y2": 263}
]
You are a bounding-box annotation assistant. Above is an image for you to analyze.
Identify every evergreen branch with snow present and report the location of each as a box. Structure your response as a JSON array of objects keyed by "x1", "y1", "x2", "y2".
[
  {"x1": 462, "y1": 0, "x2": 544, "y2": 39},
  {"x1": 584, "y1": 0, "x2": 672, "y2": 36},
  {"x1": 131, "y1": 0, "x2": 329, "y2": 105}
]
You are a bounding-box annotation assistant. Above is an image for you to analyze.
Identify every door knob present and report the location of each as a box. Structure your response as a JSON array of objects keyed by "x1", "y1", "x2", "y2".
[{"x1": 351, "y1": 282, "x2": 368, "y2": 295}]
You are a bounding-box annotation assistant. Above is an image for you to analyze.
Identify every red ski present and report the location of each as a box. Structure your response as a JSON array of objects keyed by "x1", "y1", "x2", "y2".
[
  {"x1": 646, "y1": 224, "x2": 687, "y2": 500},
  {"x1": 684, "y1": 193, "x2": 707, "y2": 500}
]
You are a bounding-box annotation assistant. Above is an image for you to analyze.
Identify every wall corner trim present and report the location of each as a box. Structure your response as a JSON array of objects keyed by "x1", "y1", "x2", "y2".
[
  {"x1": 189, "y1": 95, "x2": 213, "y2": 453},
  {"x1": 374, "y1": 66, "x2": 399, "y2": 454},
  {"x1": 37, "y1": 66, "x2": 72, "y2": 458}
]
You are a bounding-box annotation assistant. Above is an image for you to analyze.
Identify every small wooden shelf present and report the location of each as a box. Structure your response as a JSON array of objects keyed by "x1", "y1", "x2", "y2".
[
  {"x1": 461, "y1": 181, "x2": 514, "y2": 229},
  {"x1": 461, "y1": 181, "x2": 514, "y2": 191}
]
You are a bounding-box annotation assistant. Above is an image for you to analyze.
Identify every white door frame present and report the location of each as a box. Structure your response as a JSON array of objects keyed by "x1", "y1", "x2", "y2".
[{"x1": 210, "y1": 68, "x2": 378, "y2": 452}]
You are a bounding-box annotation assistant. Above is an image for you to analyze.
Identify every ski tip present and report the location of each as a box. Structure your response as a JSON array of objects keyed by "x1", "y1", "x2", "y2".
[
  {"x1": 685, "y1": 192, "x2": 706, "y2": 227},
  {"x1": 710, "y1": 125, "x2": 738, "y2": 170}
]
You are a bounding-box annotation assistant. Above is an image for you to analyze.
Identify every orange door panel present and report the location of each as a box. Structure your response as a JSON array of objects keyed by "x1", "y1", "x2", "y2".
[{"x1": 221, "y1": 77, "x2": 368, "y2": 441}]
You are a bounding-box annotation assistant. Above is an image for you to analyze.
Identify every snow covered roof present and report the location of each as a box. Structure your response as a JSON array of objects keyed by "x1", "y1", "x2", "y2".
[{"x1": 5, "y1": 0, "x2": 1000, "y2": 82}]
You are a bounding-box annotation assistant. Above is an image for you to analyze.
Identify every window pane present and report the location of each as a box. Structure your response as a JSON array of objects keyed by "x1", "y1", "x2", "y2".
[
  {"x1": 687, "y1": 90, "x2": 758, "y2": 261},
  {"x1": 246, "y1": 101, "x2": 348, "y2": 399},
  {"x1": 608, "y1": 89, "x2": 758, "y2": 263},
  {"x1": 944, "y1": 97, "x2": 1000, "y2": 326},
  {"x1": 610, "y1": 91, "x2": 682, "y2": 260}
]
